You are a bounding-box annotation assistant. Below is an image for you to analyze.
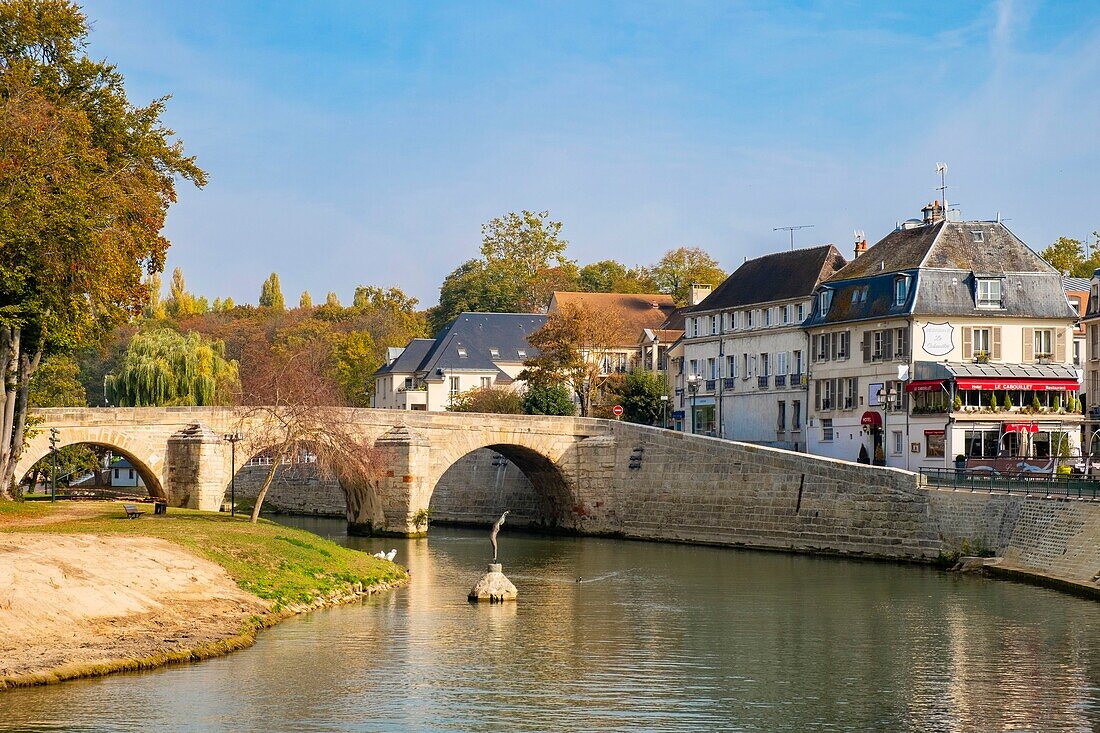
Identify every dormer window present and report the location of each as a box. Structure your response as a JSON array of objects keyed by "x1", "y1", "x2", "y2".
[
  {"x1": 489, "y1": 348, "x2": 500, "y2": 359},
  {"x1": 818, "y1": 289, "x2": 833, "y2": 316},
  {"x1": 893, "y1": 275, "x2": 910, "y2": 306},
  {"x1": 976, "y1": 278, "x2": 1003, "y2": 309},
  {"x1": 970, "y1": 230, "x2": 985, "y2": 243},
  {"x1": 457, "y1": 347, "x2": 468, "y2": 358},
  {"x1": 517, "y1": 349, "x2": 527, "y2": 358}
]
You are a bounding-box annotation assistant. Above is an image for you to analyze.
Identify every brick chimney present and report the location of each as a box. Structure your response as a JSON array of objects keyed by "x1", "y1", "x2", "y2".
[
  {"x1": 688, "y1": 283, "x2": 713, "y2": 307},
  {"x1": 921, "y1": 200, "x2": 944, "y2": 224},
  {"x1": 854, "y1": 238, "x2": 867, "y2": 258}
]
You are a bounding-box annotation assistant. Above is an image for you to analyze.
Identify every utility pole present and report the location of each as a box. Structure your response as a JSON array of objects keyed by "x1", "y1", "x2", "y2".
[
  {"x1": 48, "y1": 428, "x2": 59, "y2": 503},
  {"x1": 774, "y1": 224, "x2": 815, "y2": 251}
]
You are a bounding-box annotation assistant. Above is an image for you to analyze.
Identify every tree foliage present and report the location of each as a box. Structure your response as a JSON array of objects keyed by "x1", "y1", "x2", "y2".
[
  {"x1": 651, "y1": 247, "x2": 726, "y2": 304},
  {"x1": 521, "y1": 383, "x2": 575, "y2": 416},
  {"x1": 299, "y1": 291, "x2": 313, "y2": 309},
  {"x1": 447, "y1": 386, "x2": 524, "y2": 414},
  {"x1": 0, "y1": 0, "x2": 205, "y2": 494},
  {"x1": 259, "y1": 272, "x2": 285, "y2": 311},
  {"x1": 28, "y1": 355, "x2": 86, "y2": 407},
  {"x1": 578, "y1": 260, "x2": 657, "y2": 294},
  {"x1": 106, "y1": 329, "x2": 238, "y2": 406},
  {"x1": 1040, "y1": 234, "x2": 1100, "y2": 277},
  {"x1": 620, "y1": 369, "x2": 668, "y2": 425}
]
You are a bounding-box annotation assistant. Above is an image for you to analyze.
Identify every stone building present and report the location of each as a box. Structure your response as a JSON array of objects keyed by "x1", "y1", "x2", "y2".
[
  {"x1": 803, "y1": 203, "x2": 1081, "y2": 471},
  {"x1": 372, "y1": 312, "x2": 547, "y2": 411},
  {"x1": 673, "y1": 245, "x2": 846, "y2": 446}
]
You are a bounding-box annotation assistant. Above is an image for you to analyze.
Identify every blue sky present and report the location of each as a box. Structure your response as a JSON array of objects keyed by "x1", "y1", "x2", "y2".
[{"x1": 82, "y1": 1, "x2": 1100, "y2": 307}]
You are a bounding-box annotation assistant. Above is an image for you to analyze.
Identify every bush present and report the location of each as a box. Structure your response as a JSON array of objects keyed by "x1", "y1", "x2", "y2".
[
  {"x1": 522, "y1": 383, "x2": 575, "y2": 416},
  {"x1": 447, "y1": 387, "x2": 524, "y2": 414},
  {"x1": 620, "y1": 369, "x2": 669, "y2": 425}
]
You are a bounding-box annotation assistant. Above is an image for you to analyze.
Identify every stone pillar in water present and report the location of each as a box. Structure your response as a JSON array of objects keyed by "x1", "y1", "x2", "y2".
[{"x1": 468, "y1": 563, "x2": 518, "y2": 603}]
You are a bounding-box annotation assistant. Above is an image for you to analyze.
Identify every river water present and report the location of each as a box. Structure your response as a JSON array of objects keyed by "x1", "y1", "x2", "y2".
[{"x1": 2, "y1": 517, "x2": 1099, "y2": 732}]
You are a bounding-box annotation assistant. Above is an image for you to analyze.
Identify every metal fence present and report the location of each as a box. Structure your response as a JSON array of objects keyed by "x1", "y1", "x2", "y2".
[{"x1": 919, "y1": 467, "x2": 1100, "y2": 500}]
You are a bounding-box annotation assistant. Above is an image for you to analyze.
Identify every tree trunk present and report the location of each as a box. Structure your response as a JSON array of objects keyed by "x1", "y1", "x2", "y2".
[
  {"x1": 250, "y1": 444, "x2": 289, "y2": 523},
  {"x1": 0, "y1": 326, "x2": 20, "y2": 499}
]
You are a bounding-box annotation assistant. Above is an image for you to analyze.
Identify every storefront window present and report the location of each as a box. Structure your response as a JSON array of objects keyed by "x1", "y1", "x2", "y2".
[
  {"x1": 925, "y1": 432, "x2": 945, "y2": 458},
  {"x1": 964, "y1": 429, "x2": 999, "y2": 458}
]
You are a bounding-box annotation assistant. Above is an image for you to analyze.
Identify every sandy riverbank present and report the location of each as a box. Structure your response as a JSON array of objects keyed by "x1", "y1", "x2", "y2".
[{"x1": 0, "y1": 502, "x2": 406, "y2": 689}]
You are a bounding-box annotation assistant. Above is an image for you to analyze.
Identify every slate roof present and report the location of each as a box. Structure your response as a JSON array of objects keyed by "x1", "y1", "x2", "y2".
[
  {"x1": 1063, "y1": 276, "x2": 1090, "y2": 293},
  {"x1": 416, "y1": 312, "x2": 547, "y2": 377},
  {"x1": 374, "y1": 339, "x2": 436, "y2": 375},
  {"x1": 804, "y1": 220, "x2": 1076, "y2": 326},
  {"x1": 690, "y1": 244, "x2": 847, "y2": 312}
]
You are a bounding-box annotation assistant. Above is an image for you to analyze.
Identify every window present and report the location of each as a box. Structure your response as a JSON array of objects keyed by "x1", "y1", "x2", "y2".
[
  {"x1": 892, "y1": 431, "x2": 903, "y2": 455},
  {"x1": 730, "y1": 312, "x2": 739, "y2": 330},
  {"x1": 925, "y1": 432, "x2": 946, "y2": 458},
  {"x1": 727, "y1": 355, "x2": 737, "y2": 378},
  {"x1": 976, "y1": 278, "x2": 1002, "y2": 308},
  {"x1": 973, "y1": 328, "x2": 991, "y2": 356},
  {"x1": 970, "y1": 230, "x2": 985, "y2": 243},
  {"x1": 777, "y1": 401, "x2": 786, "y2": 431},
  {"x1": 1035, "y1": 329, "x2": 1053, "y2": 356},
  {"x1": 792, "y1": 350, "x2": 803, "y2": 376},
  {"x1": 818, "y1": 289, "x2": 833, "y2": 316},
  {"x1": 760, "y1": 353, "x2": 770, "y2": 377},
  {"x1": 764, "y1": 308, "x2": 772, "y2": 326},
  {"x1": 817, "y1": 333, "x2": 830, "y2": 361},
  {"x1": 517, "y1": 349, "x2": 527, "y2": 358},
  {"x1": 894, "y1": 276, "x2": 909, "y2": 306},
  {"x1": 746, "y1": 310, "x2": 754, "y2": 328},
  {"x1": 777, "y1": 351, "x2": 788, "y2": 376},
  {"x1": 480, "y1": 376, "x2": 492, "y2": 388},
  {"x1": 797, "y1": 304, "x2": 805, "y2": 321},
  {"x1": 964, "y1": 429, "x2": 1000, "y2": 458},
  {"x1": 1070, "y1": 296, "x2": 1082, "y2": 316},
  {"x1": 1092, "y1": 325, "x2": 1100, "y2": 360},
  {"x1": 114, "y1": 469, "x2": 119, "y2": 479},
  {"x1": 792, "y1": 400, "x2": 802, "y2": 430},
  {"x1": 838, "y1": 331, "x2": 850, "y2": 359},
  {"x1": 689, "y1": 359, "x2": 699, "y2": 377},
  {"x1": 489, "y1": 348, "x2": 500, "y2": 359},
  {"x1": 449, "y1": 376, "x2": 460, "y2": 397},
  {"x1": 822, "y1": 418, "x2": 834, "y2": 442},
  {"x1": 711, "y1": 316, "x2": 719, "y2": 335},
  {"x1": 873, "y1": 331, "x2": 884, "y2": 359},
  {"x1": 707, "y1": 358, "x2": 717, "y2": 380},
  {"x1": 818, "y1": 379, "x2": 835, "y2": 410},
  {"x1": 844, "y1": 377, "x2": 857, "y2": 410},
  {"x1": 457, "y1": 347, "x2": 468, "y2": 358},
  {"x1": 691, "y1": 318, "x2": 700, "y2": 337},
  {"x1": 782, "y1": 305, "x2": 791, "y2": 324}
]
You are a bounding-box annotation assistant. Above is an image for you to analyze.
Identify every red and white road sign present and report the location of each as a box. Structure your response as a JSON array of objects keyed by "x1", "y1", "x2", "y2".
[{"x1": 612, "y1": 405, "x2": 624, "y2": 417}]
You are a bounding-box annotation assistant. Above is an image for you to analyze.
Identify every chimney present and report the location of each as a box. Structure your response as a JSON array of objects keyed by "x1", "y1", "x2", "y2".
[
  {"x1": 853, "y1": 229, "x2": 867, "y2": 258},
  {"x1": 921, "y1": 199, "x2": 944, "y2": 224},
  {"x1": 688, "y1": 283, "x2": 713, "y2": 307}
]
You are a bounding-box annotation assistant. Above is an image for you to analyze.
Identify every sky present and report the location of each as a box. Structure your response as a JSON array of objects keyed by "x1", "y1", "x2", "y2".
[{"x1": 81, "y1": 0, "x2": 1100, "y2": 308}]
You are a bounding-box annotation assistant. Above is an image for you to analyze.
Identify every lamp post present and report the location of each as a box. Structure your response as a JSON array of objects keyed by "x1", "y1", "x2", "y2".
[
  {"x1": 877, "y1": 386, "x2": 898, "y2": 466},
  {"x1": 223, "y1": 432, "x2": 244, "y2": 517},
  {"x1": 687, "y1": 374, "x2": 701, "y2": 435},
  {"x1": 660, "y1": 394, "x2": 669, "y2": 429},
  {"x1": 48, "y1": 428, "x2": 59, "y2": 502}
]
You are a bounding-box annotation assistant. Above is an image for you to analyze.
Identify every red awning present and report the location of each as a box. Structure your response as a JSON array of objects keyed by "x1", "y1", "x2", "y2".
[
  {"x1": 1003, "y1": 422, "x2": 1039, "y2": 433},
  {"x1": 860, "y1": 411, "x2": 882, "y2": 426},
  {"x1": 955, "y1": 378, "x2": 1079, "y2": 391},
  {"x1": 906, "y1": 380, "x2": 946, "y2": 393}
]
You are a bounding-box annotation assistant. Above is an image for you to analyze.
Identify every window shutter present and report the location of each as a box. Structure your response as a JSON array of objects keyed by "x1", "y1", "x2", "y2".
[
  {"x1": 830, "y1": 332, "x2": 838, "y2": 360},
  {"x1": 815, "y1": 381, "x2": 821, "y2": 411},
  {"x1": 992, "y1": 327, "x2": 1002, "y2": 360},
  {"x1": 883, "y1": 329, "x2": 893, "y2": 360},
  {"x1": 862, "y1": 331, "x2": 872, "y2": 362},
  {"x1": 897, "y1": 327, "x2": 909, "y2": 359},
  {"x1": 1055, "y1": 328, "x2": 1067, "y2": 362},
  {"x1": 962, "y1": 327, "x2": 973, "y2": 360},
  {"x1": 1023, "y1": 327, "x2": 1034, "y2": 361}
]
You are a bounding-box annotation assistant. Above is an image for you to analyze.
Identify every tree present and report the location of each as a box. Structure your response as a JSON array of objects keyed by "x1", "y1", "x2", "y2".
[
  {"x1": 144, "y1": 273, "x2": 166, "y2": 320},
  {"x1": 1039, "y1": 234, "x2": 1100, "y2": 277},
  {"x1": 620, "y1": 369, "x2": 668, "y2": 425},
  {"x1": 259, "y1": 273, "x2": 285, "y2": 311},
  {"x1": 236, "y1": 341, "x2": 378, "y2": 523},
  {"x1": 0, "y1": 1, "x2": 205, "y2": 495},
  {"x1": 166, "y1": 267, "x2": 202, "y2": 318},
  {"x1": 651, "y1": 247, "x2": 726, "y2": 304},
  {"x1": 447, "y1": 387, "x2": 524, "y2": 414},
  {"x1": 578, "y1": 260, "x2": 657, "y2": 293},
  {"x1": 325, "y1": 291, "x2": 341, "y2": 307},
  {"x1": 106, "y1": 329, "x2": 239, "y2": 406},
  {"x1": 521, "y1": 303, "x2": 632, "y2": 417},
  {"x1": 299, "y1": 291, "x2": 313, "y2": 309},
  {"x1": 28, "y1": 356, "x2": 86, "y2": 408},
  {"x1": 522, "y1": 383, "x2": 575, "y2": 416},
  {"x1": 330, "y1": 331, "x2": 379, "y2": 407}
]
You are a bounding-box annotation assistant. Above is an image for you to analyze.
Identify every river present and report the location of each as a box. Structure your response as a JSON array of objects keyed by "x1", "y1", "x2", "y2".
[{"x1": 2, "y1": 516, "x2": 1099, "y2": 732}]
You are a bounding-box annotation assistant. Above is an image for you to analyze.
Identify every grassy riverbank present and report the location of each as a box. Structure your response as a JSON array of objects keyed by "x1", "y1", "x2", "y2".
[
  {"x1": 0, "y1": 501, "x2": 407, "y2": 689},
  {"x1": 1, "y1": 502, "x2": 406, "y2": 610}
]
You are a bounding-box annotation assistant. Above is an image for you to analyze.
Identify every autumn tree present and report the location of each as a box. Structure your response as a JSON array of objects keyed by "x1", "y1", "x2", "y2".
[
  {"x1": 299, "y1": 291, "x2": 313, "y2": 309},
  {"x1": 619, "y1": 369, "x2": 668, "y2": 425},
  {"x1": 0, "y1": 1, "x2": 205, "y2": 494},
  {"x1": 522, "y1": 383, "x2": 574, "y2": 416},
  {"x1": 106, "y1": 329, "x2": 238, "y2": 406},
  {"x1": 235, "y1": 340, "x2": 379, "y2": 523},
  {"x1": 578, "y1": 260, "x2": 657, "y2": 294},
  {"x1": 325, "y1": 291, "x2": 341, "y2": 307},
  {"x1": 331, "y1": 331, "x2": 379, "y2": 407},
  {"x1": 521, "y1": 303, "x2": 633, "y2": 417},
  {"x1": 1040, "y1": 234, "x2": 1100, "y2": 277},
  {"x1": 165, "y1": 267, "x2": 205, "y2": 318},
  {"x1": 651, "y1": 247, "x2": 726, "y2": 304},
  {"x1": 447, "y1": 387, "x2": 524, "y2": 414},
  {"x1": 259, "y1": 273, "x2": 285, "y2": 311}
]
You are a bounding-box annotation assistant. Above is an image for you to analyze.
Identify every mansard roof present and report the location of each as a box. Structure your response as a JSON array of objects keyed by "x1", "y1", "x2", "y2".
[
  {"x1": 374, "y1": 339, "x2": 435, "y2": 376},
  {"x1": 417, "y1": 312, "x2": 547, "y2": 376},
  {"x1": 690, "y1": 244, "x2": 846, "y2": 312}
]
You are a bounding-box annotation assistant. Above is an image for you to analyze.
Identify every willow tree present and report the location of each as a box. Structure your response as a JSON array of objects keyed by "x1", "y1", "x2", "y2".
[
  {"x1": 0, "y1": 1, "x2": 205, "y2": 495},
  {"x1": 107, "y1": 329, "x2": 238, "y2": 407}
]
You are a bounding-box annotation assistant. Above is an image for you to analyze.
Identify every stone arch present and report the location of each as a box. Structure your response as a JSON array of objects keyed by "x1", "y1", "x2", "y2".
[
  {"x1": 16, "y1": 428, "x2": 166, "y2": 499},
  {"x1": 226, "y1": 439, "x2": 350, "y2": 518}
]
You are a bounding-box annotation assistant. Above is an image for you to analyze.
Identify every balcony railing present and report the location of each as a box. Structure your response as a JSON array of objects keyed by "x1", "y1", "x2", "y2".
[
  {"x1": 790, "y1": 372, "x2": 804, "y2": 387},
  {"x1": 705, "y1": 379, "x2": 716, "y2": 391},
  {"x1": 775, "y1": 374, "x2": 787, "y2": 387},
  {"x1": 758, "y1": 376, "x2": 769, "y2": 389},
  {"x1": 723, "y1": 378, "x2": 736, "y2": 390}
]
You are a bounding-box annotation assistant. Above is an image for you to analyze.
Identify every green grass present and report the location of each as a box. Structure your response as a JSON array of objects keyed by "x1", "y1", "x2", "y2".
[{"x1": 1, "y1": 503, "x2": 406, "y2": 610}]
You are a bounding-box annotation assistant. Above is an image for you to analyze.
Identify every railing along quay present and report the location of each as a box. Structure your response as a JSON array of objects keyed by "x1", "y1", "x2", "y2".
[{"x1": 920, "y1": 467, "x2": 1100, "y2": 500}]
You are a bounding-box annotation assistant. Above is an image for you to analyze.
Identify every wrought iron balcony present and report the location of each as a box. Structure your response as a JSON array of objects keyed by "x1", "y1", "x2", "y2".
[
  {"x1": 757, "y1": 376, "x2": 769, "y2": 389},
  {"x1": 722, "y1": 378, "x2": 736, "y2": 390},
  {"x1": 705, "y1": 379, "x2": 716, "y2": 391},
  {"x1": 774, "y1": 374, "x2": 787, "y2": 387}
]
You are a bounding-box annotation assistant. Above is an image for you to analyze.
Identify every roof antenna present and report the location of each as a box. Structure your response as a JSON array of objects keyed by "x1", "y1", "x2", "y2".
[
  {"x1": 773, "y1": 224, "x2": 815, "y2": 251},
  {"x1": 936, "y1": 162, "x2": 949, "y2": 215}
]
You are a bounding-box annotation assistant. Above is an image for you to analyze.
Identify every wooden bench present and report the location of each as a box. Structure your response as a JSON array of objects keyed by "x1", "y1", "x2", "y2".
[{"x1": 123, "y1": 503, "x2": 145, "y2": 519}]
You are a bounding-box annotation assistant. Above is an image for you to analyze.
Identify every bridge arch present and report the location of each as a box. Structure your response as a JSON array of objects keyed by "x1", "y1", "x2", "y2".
[{"x1": 16, "y1": 429, "x2": 166, "y2": 499}]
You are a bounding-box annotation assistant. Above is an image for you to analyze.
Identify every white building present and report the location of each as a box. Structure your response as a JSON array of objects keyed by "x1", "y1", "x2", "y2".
[
  {"x1": 674, "y1": 245, "x2": 846, "y2": 447},
  {"x1": 804, "y1": 203, "x2": 1081, "y2": 471},
  {"x1": 372, "y1": 313, "x2": 547, "y2": 411}
]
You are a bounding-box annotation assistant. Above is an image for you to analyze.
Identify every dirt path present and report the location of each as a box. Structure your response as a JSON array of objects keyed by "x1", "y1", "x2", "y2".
[{"x1": 0, "y1": 533, "x2": 269, "y2": 685}]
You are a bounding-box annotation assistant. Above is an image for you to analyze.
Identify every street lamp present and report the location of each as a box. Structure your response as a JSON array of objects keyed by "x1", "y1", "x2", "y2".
[
  {"x1": 877, "y1": 385, "x2": 898, "y2": 465},
  {"x1": 48, "y1": 428, "x2": 59, "y2": 503},
  {"x1": 223, "y1": 432, "x2": 244, "y2": 517},
  {"x1": 660, "y1": 394, "x2": 669, "y2": 429},
  {"x1": 687, "y1": 374, "x2": 701, "y2": 435}
]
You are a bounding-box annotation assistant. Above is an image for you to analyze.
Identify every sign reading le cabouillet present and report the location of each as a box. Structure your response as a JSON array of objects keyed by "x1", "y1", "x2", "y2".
[{"x1": 922, "y1": 322, "x2": 953, "y2": 357}]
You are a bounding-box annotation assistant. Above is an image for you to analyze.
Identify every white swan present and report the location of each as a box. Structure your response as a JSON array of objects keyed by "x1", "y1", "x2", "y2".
[{"x1": 385, "y1": 549, "x2": 397, "y2": 562}]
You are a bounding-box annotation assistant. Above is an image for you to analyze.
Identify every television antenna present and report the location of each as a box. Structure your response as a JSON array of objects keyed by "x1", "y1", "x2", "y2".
[
  {"x1": 774, "y1": 224, "x2": 815, "y2": 251},
  {"x1": 936, "y1": 162, "x2": 949, "y2": 212}
]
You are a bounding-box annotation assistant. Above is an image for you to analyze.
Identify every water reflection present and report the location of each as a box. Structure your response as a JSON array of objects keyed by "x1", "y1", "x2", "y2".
[{"x1": 1, "y1": 518, "x2": 1098, "y2": 732}]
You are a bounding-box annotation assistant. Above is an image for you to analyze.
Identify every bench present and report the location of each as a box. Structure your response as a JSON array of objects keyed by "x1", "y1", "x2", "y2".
[{"x1": 123, "y1": 503, "x2": 145, "y2": 519}]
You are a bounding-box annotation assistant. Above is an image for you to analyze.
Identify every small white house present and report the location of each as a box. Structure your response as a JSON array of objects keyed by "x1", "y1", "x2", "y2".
[{"x1": 109, "y1": 457, "x2": 145, "y2": 488}]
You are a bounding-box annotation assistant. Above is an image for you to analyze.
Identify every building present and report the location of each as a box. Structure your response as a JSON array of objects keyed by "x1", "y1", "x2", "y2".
[
  {"x1": 372, "y1": 313, "x2": 547, "y2": 411},
  {"x1": 1064, "y1": 276, "x2": 1090, "y2": 369},
  {"x1": 803, "y1": 203, "x2": 1081, "y2": 471},
  {"x1": 674, "y1": 245, "x2": 846, "y2": 445},
  {"x1": 1081, "y1": 271, "x2": 1100, "y2": 450},
  {"x1": 109, "y1": 457, "x2": 144, "y2": 488}
]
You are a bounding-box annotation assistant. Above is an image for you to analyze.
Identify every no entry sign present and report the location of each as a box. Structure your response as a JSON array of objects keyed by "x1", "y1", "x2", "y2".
[{"x1": 612, "y1": 405, "x2": 624, "y2": 417}]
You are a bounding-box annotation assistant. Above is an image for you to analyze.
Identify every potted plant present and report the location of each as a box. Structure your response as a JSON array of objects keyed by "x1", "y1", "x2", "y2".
[
  {"x1": 974, "y1": 350, "x2": 990, "y2": 364},
  {"x1": 952, "y1": 395, "x2": 963, "y2": 412},
  {"x1": 1003, "y1": 393, "x2": 1013, "y2": 411},
  {"x1": 857, "y1": 444, "x2": 870, "y2": 464},
  {"x1": 873, "y1": 444, "x2": 885, "y2": 466}
]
